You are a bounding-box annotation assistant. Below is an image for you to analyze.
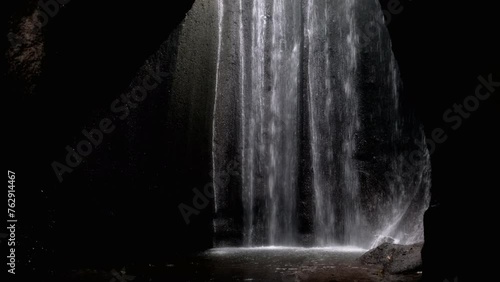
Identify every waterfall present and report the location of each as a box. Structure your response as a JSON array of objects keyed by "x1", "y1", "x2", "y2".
[
  {"x1": 238, "y1": 0, "x2": 302, "y2": 246},
  {"x1": 211, "y1": 0, "x2": 430, "y2": 248},
  {"x1": 212, "y1": 0, "x2": 225, "y2": 236},
  {"x1": 306, "y1": 0, "x2": 363, "y2": 246}
]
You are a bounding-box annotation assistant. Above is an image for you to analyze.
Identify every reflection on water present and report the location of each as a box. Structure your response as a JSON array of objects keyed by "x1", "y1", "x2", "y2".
[
  {"x1": 158, "y1": 248, "x2": 421, "y2": 281},
  {"x1": 64, "y1": 248, "x2": 422, "y2": 281}
]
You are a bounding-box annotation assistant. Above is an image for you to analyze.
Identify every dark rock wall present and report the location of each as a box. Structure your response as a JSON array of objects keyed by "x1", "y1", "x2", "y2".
[
  {"x1": 378, "y1": 0, "x2": 499, "y2": 280},
  {"x1": 6, "y1": 0, "x2": 199, "y2": 277}
]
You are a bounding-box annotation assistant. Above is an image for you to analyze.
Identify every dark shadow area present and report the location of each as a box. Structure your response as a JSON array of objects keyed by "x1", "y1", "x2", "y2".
[
  {"x1": 378, "y1": 0, "x2": 499, "y2": 280},
  {"x1": 5, "y1": 1, "x2": 498, "y2": 281}
]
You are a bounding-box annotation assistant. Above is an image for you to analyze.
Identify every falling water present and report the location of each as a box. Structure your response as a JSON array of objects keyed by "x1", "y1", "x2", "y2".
[
  {"x1": 211, "y1": 0, "x2": 430, "y2": 249},
  {"x1": 238, "y1": 0, "x2": 302, "y2": 246},
  {"x1": 212, "y1": 0, "x2": 225, "y2": 237},
  {"x1": 306, "y1": 0, "x2": 363, "y2": 246}
]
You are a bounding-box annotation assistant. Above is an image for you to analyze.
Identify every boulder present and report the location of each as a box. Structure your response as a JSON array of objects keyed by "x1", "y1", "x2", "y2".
[{"x1": 359, "y1": 242, "x2": 423, "y2": 274}]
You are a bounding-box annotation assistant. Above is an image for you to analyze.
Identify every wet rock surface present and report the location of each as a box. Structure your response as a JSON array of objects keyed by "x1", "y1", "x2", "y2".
[{"x1": 359, "y1": 242, "x2": 423, "y2": 274}]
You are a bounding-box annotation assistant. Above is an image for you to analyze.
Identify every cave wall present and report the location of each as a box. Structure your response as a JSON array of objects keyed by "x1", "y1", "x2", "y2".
[
  {"x1": 378, "y1": 0, "x2": 499, "y2": 280},
  {"x1": 6, "y1": 0, "x2": 202, "y2": 277}
]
